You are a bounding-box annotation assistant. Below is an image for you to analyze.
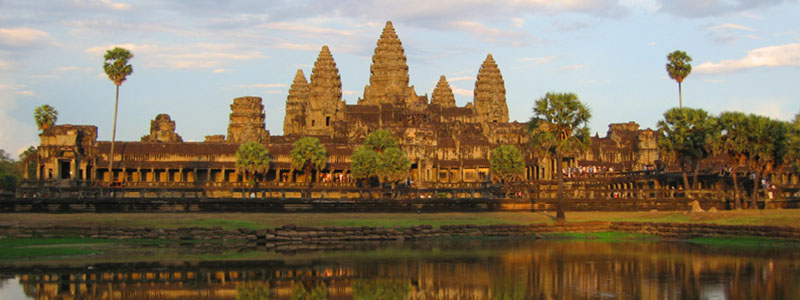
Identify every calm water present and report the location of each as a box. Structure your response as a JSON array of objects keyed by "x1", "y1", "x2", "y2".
[{"x1": 1, "y1": 239, "x2": 799, "y2": 299}]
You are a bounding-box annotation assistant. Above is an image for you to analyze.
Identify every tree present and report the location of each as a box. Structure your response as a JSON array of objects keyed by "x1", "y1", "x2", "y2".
[
  {"x1": 490, "y1": 145, "x2": 525, "y2": 183},
  {"x1": 0, "y1": 150, "x2": 21, "y2": 192},
  {"x1": 364, "y1": 129, "x2": 398, "y2": 151},
  {"x1": 743, "y1": 115, "x2": 789, "y2": 209},
  {"x1": 235, "y1": 142, "x2": 271, "y2": 184},
  {"x1": 103, "y1": 47, "x2": 133, "y2": 182},
  {"x1": 657, "y1": 107, "x2": 715, "y2": 191},
  {"x1": 34, "y1": 104, "x2": 58, "y2": 132},
  {"x1": 290, "y1": 137, "x2": 327, "y2": 184},
  {"x1": 19, "y1": 146, "x2": 38, "y2": 180},
  {"x1": 716, "y1": 111, "x2": 749, "y2": 209},
  {"x1": 789, "y1": 113, "x2": 800, "y2": 173},
  {"x1": 349, "y1": 130, "x2": 410, "y2": 188},
  {"x1": 527, "y1": 92, "x2": 592, "y2": 222},
  {"x1": 350, "y1": 145, "x2": 381, "y2": 184},
  {"x1": 666, "y1": 50, "x2": 692, "y2": 108},
  {"x1": 376, "y1": 147, "x2": 411, "y2": 188}
]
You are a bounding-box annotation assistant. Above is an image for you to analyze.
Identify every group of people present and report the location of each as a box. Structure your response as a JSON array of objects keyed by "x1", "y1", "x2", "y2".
[{"x1": 562, "y1": 165, "x2": 616, "y2": 178}]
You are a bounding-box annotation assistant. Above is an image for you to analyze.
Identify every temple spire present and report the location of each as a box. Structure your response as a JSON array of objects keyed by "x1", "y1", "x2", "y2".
[
  {"x1": 431, "y1": 75, "x2": 456, "y2": 107},
  {"x1": 307, "y1": 45, "x2": 343, "y2": 135},
  {"x1": 361, "y1": 20, "x2": 415, "y2": 106},
  {"x1": 473, "y1": 54, "x2": 508, "y2": 123},
  {"x1": 283, "y1": 69, "x2": 309, "y2": 135}
]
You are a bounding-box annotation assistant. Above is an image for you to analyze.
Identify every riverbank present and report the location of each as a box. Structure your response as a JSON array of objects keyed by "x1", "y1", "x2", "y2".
[{"x1": 2, "y1": 209, "x2": 800, "y2": 229}]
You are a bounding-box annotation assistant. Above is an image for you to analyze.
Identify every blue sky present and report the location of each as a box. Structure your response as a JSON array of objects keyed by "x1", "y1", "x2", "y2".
[{"x1": 1, "y1": 0, "x2": 799, "y2": 156}]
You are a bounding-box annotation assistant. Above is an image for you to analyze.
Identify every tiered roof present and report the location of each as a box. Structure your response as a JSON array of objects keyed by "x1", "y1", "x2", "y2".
[
  {"x1": 473, "y1": 54, "x2": 508, "y2": 123},
  {"x1": 431, "y1": 75, "x2": 456, "y2": 107}
]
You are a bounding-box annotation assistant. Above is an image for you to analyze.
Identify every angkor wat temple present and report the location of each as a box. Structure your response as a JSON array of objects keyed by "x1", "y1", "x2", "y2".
[{"x1": 26, "y1": 21, "x2": 763, "y2": 199}]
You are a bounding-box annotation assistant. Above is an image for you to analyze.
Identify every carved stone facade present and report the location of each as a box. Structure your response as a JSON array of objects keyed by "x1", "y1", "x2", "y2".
[
  {"x1": 227, "y1": 96, "x2": 269, "y2": 143},
  {"x1": 141, "y1": 114, "x2": 183, "y2": 143},
  {"x1": 29, "y1": 21, "x2": 675, "y2": 189}
]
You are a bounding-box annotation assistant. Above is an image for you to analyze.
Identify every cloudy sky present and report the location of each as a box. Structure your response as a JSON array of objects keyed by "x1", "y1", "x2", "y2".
[{"x1": 1, "y1": 0, "x2": 799, "y2": 156}]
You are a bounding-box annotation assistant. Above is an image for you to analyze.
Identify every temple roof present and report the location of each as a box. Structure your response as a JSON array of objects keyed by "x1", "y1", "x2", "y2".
[
  {"x1": 431, "y1": 75, "x2": 456, "y2": 107},
  {"x1": 474, "y1": 54, "x2": 508, "y2": 123}
]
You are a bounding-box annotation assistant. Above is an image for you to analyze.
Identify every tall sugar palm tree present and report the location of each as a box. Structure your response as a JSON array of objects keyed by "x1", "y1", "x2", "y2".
[
  {"x1": 527, "y1": 92, "x2": 592, "y2": 222},
  {"x1": 33, "y1": 104, "x2": 58, "y2": 132},
  {"x1": 103, "y1": 47, "x2": 133, "y2": 183},
  {"x1": 666, "y1": 50, "x2": 692, "y2": 108}
]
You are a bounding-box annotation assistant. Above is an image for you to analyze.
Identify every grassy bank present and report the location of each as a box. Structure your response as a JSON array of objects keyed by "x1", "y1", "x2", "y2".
[
  {"x1": 1, "y1": 209, "x2": 799, "y2": 230},
  {"x1": 0, "y1": 237, "x2": 169, "y2": 261}
]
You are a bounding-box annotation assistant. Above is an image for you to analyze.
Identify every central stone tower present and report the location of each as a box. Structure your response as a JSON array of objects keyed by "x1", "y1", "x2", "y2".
[
  {"x1": 359, "y1": 21, "x2": 420, "y2": 107},
  {"x1": 473, "y1": 54, "x2": 509, "y2": 123}
]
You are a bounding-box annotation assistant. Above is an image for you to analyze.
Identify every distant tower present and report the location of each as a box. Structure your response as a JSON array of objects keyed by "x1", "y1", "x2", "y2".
[
  {"x1": 227, "y1": 96, "x2": 269, "y2": 143},
  {"x1": 307, "y1": 45, "x2": 344, "y2": 136},
  {"x1": 141, "y1": 113, "x2": 183, "y2": 143},
  {"x1": 283, "y1": 69, "x2": 310, "y2": 136},
  {"x1": 473, "y1": 54, "x2": 508, "y2": 123},
  {"x1": 431, "y1": 75, "x2": 456, "y2": 107},
  {"x1": 360, "y1": 20, "x2": 419, "y2": 107}
]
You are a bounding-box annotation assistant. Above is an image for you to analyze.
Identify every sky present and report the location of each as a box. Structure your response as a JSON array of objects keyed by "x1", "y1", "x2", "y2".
[{"x1": 1, "y1": 0, "x2": 799, "y2": 156}]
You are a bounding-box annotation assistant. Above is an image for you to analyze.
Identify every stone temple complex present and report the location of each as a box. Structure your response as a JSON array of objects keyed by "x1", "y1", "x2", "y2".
[{"x1": 29, "y1": 21, "x2": 663, "y2": 190}]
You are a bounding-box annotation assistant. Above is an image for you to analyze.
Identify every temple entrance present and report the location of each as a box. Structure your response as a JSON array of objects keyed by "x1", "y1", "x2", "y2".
[{"x1": 59, "y1": 160, "x2": 70, "y2": 179}]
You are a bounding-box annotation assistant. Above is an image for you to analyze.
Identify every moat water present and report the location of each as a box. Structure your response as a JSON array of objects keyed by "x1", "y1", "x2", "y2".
[{"x1": 1, "y1": 239, "x2": 799, "y2": 299}]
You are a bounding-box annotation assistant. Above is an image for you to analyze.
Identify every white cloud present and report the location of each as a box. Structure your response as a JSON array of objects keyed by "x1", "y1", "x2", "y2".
[
  {"x1": 708, "y1": 23, "x2": 755, "y2": 32},
  {"x1": 696, "y1": 43, "x2": 800, "y2": 73},
  {"x1": 212, "y1": 69, "x2": 231, "y2": 74},
  {"x1": 618, "y1": 0, "x2": 661, "y2": 12},
  {"x1": 659, "y1": 0, "x2": 791, "y2": 18},
  {"x1": 448, "y1": 21, "x2": 529, "y2": 46},
  {"x1": 15, "y1": 90, "x2": 35, "y2": 96},
  {"x1": 0, "y1": 91, "x2": 38, "y2": 156},
  {"x1": 237, "y1": 83, "x2": 288, "y2": 89},
  {"x1": 519, "y1": 56, "x2": 558, "y2": 66},
  {"x1": 86, "y1": 43, "x2": 267, "y2": 69},
  {"x1": 451, "y1": 87, "x2": 473, "y2": 97},
  {"x1": 0, "y1": 60, "x2": 9, "y2": 69},
  {"x1": 259, "y1": 22, "x2": 360, "y2": 37},
  {"x1": 0, "y1": 27, "x2": 54, "y2": 47},
  {"x1": 274, "y1": 42, "x2": 321, "y2": 51},
  {"x1": 99, "y1": 0, "x2": 131, "y2": 11},
  {"x1": 343, "y1": 90, "x2": 358, "y2": 96},
  {"x1": 447, "y1": 76, "x2": 474, "y2": 82},
  {"x1": 511, "y1": 18, "x2": 525, "y2": 28},
  {"x1": 558, "y1": 64, "x2": 585, "y2": 71}
]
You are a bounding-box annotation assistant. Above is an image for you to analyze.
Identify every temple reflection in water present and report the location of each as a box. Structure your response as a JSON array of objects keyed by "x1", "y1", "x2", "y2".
[{"x1": 8, "y1": 240, "x2": 800, "y2": 300}]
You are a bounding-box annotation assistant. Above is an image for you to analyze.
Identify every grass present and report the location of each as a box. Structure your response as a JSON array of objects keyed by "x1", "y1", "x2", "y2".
[
  {"x1": 687, "y1": 236, "x2": 800, "y2": 249},
  {"x1": 543, "y1": 231, "x2": 655, "y2": 242},
  {"x1": 2, "y1": 210, "x2": 800, "y2": 230},
  {"x1": 0, "y1": 237, "x2": 167, "y2": 261}
]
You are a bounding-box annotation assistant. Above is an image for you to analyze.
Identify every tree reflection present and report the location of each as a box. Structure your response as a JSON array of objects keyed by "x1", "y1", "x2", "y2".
[
  {"x1": 352, "y1": 278, "x2": 410, "y2": 300},
  {"x1": 290, "y1": 281, "x2": 327, "y2": 300},
  {"x1": 237, "y1": 281, "x2": 271, "y2": 300}
]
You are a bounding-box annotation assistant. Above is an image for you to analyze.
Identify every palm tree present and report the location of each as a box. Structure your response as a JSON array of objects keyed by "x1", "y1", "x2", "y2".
[
  {"x1": 657, "y1": 107, "x2": 715, "y2": 192},
  {"x1": 103, "y1": 47, "x2": 133, "y2": 183},
  {"x1": 290, "y1": 137, "x2": 327, "y2": 186},
  {"x1": 666, "y1": 50, "x2": 692, "y2": 108},
  {"x1": 33, "y1": 104, "x2": 58, "y2": 131},
  {"x1": 716, "y1": 111, "x2": 749, "y2": 209},
  {"x1": 235, "y1": 142, "x2": 271, "y2": 184},
  {"x1": 527, "y1": 92, "x2": 592, "y2": 222}
]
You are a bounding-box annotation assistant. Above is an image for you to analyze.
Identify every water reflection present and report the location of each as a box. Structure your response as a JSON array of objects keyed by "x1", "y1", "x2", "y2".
[{"x1": 2, "y1": 240, "x2": 799, "y2": 299}]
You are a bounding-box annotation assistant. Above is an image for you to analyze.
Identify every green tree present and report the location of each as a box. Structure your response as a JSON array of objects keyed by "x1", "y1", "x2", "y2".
[
  {"x1": 103, "y1": 47, "x2": 133, "y2": 182},
  {"x1": 377, "y1": 147, "x2": 411, "y2": 188},
  {"x1": 364, "y1": 129, "x2": 398, "y2": 151},
  {"x1": 291, "y1": 137, "x2": 327, "y2": 184},
  {"x1": 657, "y1": 107, "x2": 716, "y2": 191},
  {"x1": 743, "y1": 115, "x2": 789, "y2": 208},
  {"x1": 235, "y1": 142, "x2": 271, "y2": 184},
  {"x1": 0, "y1": 150, "x2": 21, "y2": 192},
  {"x1": 666, "y1": 50, "x2": 692, "y2": 108},
  {"x1": 789, "y1": 113, "x2": 800, "y2": 173},
  {"x1": 716, "y1": 111, "x2": 749, "y2": 209},
  {"x1": 19, "y1": 146, "x2": 38, "y2": 180},
  {"x1": 490, "y1": 145, "x2": 525, "y2": 183},
  {"x1": 527, "y1": 92, "x2": 592, "y2": 222},
  {"x1": 350, "y1": 130, "x2": 410, "y2": 188},
  {"x1": 34, "y1": 104, "x2": 58, "y2": 132},
  {"x1": 350, "y1": 145, "x2": 381, "y2": 183}
]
